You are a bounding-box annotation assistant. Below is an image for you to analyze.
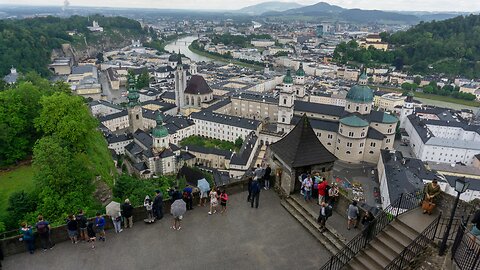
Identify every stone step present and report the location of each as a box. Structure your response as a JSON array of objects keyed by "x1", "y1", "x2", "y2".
[
  {"x1": 369, "y1": 237, "x2": 400, "y2": 262},
  {"x1": 348, "y1": 258, "x2": 367, "y2": 270},
  {"x1": 286, "y1": 198, "x2": 345, "y2": 251},
  {"x1": 280, "y1": 200, "x2": 339, "y2": 254},
  {"x1": 288, "y1": 195, "x2": 348, "y2": 244},
  {"x1": 356, "y1": 250, "x2": 385, "y2": 270},
  {"x1": 376, "y1": 232, "x2": 406, "y2": 254},
  {"x1": 383, "y1": 226, "x2": 413, "y2": 247},
  {"x1": 395, "y1": 218, "x2": 422, "y2": 239},
  {"x1": 362, "y1": 246, "x2": 391, "y2": 268}
]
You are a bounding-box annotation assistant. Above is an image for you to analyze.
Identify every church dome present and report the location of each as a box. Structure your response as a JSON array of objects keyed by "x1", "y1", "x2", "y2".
[
  {"x1": 296, "y1": 63, "x2": 305, "y2": 77},
  {"x1": 152, "y1": 114, "x2": 169, "y2": 138},
  {"x1": 283, "y1": 69, "x2": 293, "y2": 84},
  {"x1": 346, "y1": 85, "x2": 373, "y2": 103},
  {"x1": 168, "y1": 53, "x2": 180, "y2": 62}
]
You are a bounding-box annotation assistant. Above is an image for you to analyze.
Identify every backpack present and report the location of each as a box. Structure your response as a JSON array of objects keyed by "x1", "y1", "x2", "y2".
[
  {"x1": 221, "y1": 193, "x2": 228, "y2": 202},
  {"x1": 36, "y1": 222, "x2": 48, "y2": 234}
]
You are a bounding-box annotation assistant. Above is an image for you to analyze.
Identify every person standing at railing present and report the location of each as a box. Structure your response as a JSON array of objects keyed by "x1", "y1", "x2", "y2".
[
  {"x1": 470, "y1": 209, "x2": 480, "y2": 240},
  {"x1": 347, "y1": 201, "x2": 359, "y2": 230},
  {"x1": 19, "y1": 222, "x2": 35, "y2": 254}
]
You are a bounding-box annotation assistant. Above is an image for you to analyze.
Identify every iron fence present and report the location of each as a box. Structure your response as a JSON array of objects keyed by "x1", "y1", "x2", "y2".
[
  {"x1": 320, "y1": 190, "x2": 424, "y2": 270},
  {"x1": 385, "y1": 213, "x2": 442, "y2": 270},
  {"x1": 451, "y1": 223, "x2": 480, "y2": 270}
]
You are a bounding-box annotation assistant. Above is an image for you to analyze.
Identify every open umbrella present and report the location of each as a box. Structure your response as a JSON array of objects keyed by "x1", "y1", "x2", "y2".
[
  {"x1": 106, "y1": 201, "x2": 121, "y2": 217},
  {"x1": 197, "y1": 178, "x2": 210, "y2": 194},
  {"x1": 170, "y1": 199, "x2": 186, "y2": 217}
]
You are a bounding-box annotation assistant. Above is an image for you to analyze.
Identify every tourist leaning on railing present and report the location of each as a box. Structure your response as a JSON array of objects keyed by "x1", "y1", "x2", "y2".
[{"x1": 471, "y1": 209, "x2": 480, "y2": 239}]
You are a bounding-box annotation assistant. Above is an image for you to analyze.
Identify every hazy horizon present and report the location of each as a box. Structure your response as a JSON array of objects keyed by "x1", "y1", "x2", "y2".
[{"x1": 0, "y1": 0, "x2": 479, "y2": 12}]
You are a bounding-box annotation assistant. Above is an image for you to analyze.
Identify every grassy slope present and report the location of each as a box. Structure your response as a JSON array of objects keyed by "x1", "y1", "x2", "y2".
[
  {"x1": 188, "y1": 44, "x2": 264, "y2": 71},
  {"x1": 83, "y1": 130, "x2": 117, "y2": 187},
  {"x1": 0, "y1": 165, "x2": 36, "y2": 220}
]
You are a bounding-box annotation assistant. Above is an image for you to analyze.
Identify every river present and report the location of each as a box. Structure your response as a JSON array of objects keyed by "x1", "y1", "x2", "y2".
[{"x1": 164, "y1": 36, "x2": 213, "y2": 63}]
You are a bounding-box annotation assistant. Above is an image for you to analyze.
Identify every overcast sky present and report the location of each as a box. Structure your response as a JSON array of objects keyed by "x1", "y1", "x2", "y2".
[{"x1": 2, "y1": 0, "x2": 479, "y2": 12}]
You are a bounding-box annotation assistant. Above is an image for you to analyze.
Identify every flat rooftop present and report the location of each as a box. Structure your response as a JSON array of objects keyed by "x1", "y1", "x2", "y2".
[{"x1": 3, "y1": 191, "x2": 331, "y2": 270}]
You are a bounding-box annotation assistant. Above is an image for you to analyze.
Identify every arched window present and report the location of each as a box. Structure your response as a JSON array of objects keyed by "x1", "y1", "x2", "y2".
[
  {"x1": 346, "y1": 151, "x2": 351, "y2": 154},
  {"x1": 136, "y1": 114, "x2": 139, "y2": 120}
]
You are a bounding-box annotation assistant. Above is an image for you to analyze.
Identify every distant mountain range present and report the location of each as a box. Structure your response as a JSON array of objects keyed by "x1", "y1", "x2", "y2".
[
  {"x1": 239, "y1": 1, "x2": 472, "y2": 24},
  {"x1": 236, "y1": 1, "x2": 303, "y2": 15}
]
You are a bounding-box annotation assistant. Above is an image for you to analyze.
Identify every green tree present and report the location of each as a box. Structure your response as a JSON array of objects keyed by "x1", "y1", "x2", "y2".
[
  {"x1": 5, "y1": 191, "x2": 38, "y2": 228},
  {"x1": 136, "y1": 70, "x2": 150, "y2": 89},
  {"x1": 234, "y1": 137, "x2": 244, "y2": 149},
  {"x1": 35, "y1": 92, "x2": 97, "y2": 150},
  {"x1": 413, "y1": 76, "x2": 422, "y2": 85},
  {"x1": 0, "y1": 82, "x2": 42, "y2": 166}
]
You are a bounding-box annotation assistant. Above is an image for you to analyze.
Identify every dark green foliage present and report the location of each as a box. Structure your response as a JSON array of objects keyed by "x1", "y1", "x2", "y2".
[
  {"x1": 113, "y1": 174, "x2": 175, "y2": 207},
  {"x1": 179, "y1": 135, "x2": 239, "y2": 152},
  {"x1": 334, "y1": 14, "x2": 480, "y2": 78},
  {"x1": 234, "y1": 137, "x2": 244, "y2": 149},
  {"x1": 136, "y1": 70, "x2": 150, "y2": 89},
  {"x1": 5, "y1": 191, "x2": 38, "y2": 229},
  {"x1": 333, "y1": 40, "x2": 395, "y2": 68},
  {"x1": 0, "y1": 15, "x2": 146, "y2": 76},
  {"x1": 421, "y1": 82, "x2": 475, "y2": 100}
]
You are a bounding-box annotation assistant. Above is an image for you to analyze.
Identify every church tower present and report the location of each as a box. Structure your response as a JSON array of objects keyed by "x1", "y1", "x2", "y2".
[
  {"x1": 277, "y1": 70, "x2": 295, "y2": 133},
  {"x1": 127, "y1": 75, "x2": 143, "y2": 132},
  {"x1": 294, "y1": 62, "x2": 306, "y2": 100},
  {"x1": 174, "y1": 51, "x2": 186, "y2": 114},
  {"x1": 152, "y1": 114, "x2": 169, "y2": 152}
]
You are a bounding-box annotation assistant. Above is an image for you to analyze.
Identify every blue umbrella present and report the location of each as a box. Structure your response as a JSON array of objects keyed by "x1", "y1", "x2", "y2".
[{"x1": 197, "y1": 178, "x2": 210, "y2": 193}]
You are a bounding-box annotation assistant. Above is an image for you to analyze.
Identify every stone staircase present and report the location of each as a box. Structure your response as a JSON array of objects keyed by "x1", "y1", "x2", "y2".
[
  {"x1": 281, "y1": 196, "x2": 346, "y2": 254},
  {"x1": 346, "y1": 208, "x2": 438, "y2": 270}
]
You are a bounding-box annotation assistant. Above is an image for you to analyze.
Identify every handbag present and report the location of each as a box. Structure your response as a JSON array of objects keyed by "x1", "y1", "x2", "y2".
[{"x1": 422, "y1": 200, "x2": 435, "y2": 214}]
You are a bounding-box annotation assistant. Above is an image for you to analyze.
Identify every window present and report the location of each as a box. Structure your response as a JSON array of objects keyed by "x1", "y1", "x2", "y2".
[
  {"x1": 386, "y1": 139, "x2": 390, "y2": 143},
  {"x1": 348, "y1": 104, "x2": 351, "y2": 109},
  {"x1": 347, "y1": 142, "x2": 352, "y2": 147},
  {"x1": 359, "y1": 151, "x2": 363, "y2": 154},
  {"x1": 338, "y1": 139, "x2": 341, "y2": 143},
  {"x1": 327, "y1": 142, "x2": 331, "y2": 145},
  {"x1": 336, "y1": 147, "x2": 339, "y2": 150},
  {"x1": 369, "y1": 151, "x2": 374, "y2": 154},
  {"x1": 283, "y1": 99, "x2": 287, "y2": 105},
  {"x1": 360, "y1": 143, "x2": 364, "y2": 147},
  {"x1": 346, "y1": 151, "x2": 351, "y2": 154},
  {"x1": 361, "y1": 132, "x2": 365, "y2": 137},
  {"x1": 328, "y1": 134, "x2": 333, "y2": 139},
  {"x1": 340, "y1": 128, "x2": 343, "y2": 134},
  {"x1": 349, "y1": 132, "x2": 354, "y2": 137},
  {"x1": 388, "y1": 128, "x2": 392, "y2": 133},
  {"x1": 370, "y1": 142, "x2": 376, "y2": 147},
  {"x1": 356, "y1": 106, "x2": 359, "y2": 111},
  {"x1": 136, "y1": 114, "x2": 139, "y2": 120}
]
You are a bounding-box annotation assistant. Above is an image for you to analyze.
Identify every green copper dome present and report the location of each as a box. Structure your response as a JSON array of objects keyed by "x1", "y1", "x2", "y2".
[
  {"x1": 283, "y1": 69, "x2": 293, "y2": 84},
  {"x1": 346, "y1": 85, "x2": 374, "y2": 103},
  {"x1": 152, "y1": 114, "x2": 169, "y2": 138},
  {"x1": 296, "y1": 63, "x2": 305, "y2": 77},
  {"x1": 340, "y1": 115, "x2": 369, "y2": 127}
]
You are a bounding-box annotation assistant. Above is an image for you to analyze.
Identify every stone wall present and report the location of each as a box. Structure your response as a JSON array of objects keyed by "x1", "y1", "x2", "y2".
[{"x1": 1, "y1": 179, "x2": 249, "y2": 257}]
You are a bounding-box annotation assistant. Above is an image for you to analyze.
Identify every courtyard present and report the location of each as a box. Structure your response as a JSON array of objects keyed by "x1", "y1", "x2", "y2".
[{"x1": 2, "y1": 190, "x2": 332, "y2": 270}]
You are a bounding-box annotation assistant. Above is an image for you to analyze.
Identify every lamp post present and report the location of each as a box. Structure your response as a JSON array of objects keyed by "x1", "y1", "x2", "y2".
[{"x1": 439, "y1": 177, "x2": 469, "y2": 256}]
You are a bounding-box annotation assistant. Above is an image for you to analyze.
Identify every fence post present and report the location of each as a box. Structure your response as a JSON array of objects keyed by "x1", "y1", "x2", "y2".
[
  {"x1": 432, "y1": 212, "x2": 442, "y2": 241},
  {"x1": 396, "y1": 193, "x2": 403, "y2": 218}
]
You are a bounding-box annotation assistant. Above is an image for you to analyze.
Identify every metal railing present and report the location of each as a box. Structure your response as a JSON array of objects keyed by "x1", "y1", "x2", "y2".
[
  {"x1": 320, "y1": 190, "x2": 424, "y2": 270},
  {"x1": 385, "y1": 213, "x2": 442, "y2": 269},
  {"x1": 451, "y1": 223, "x2": 480, "y2": 270}
]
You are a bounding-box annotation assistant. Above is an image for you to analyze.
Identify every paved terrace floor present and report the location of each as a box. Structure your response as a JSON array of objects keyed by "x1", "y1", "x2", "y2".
[{"x1": 3, "y1": 190, "x2": 332, "y2": 270}]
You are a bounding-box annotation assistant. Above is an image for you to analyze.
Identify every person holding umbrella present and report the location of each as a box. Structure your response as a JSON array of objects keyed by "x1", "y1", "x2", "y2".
[
  {"x1": 171, "y1": 199, "x2": 186, "y2": 231},
  {"x1": 197, "y1": 178, "x2": 210, "y2": 207}
]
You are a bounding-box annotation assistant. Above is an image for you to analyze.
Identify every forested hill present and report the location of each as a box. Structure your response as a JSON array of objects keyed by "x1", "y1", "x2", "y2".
[
  {"x1": 0, "y1": 15, "x2": 148, "y2": 77},
  {"x1": 384, "y1": 14, "x2": 480, "y2": 78}
]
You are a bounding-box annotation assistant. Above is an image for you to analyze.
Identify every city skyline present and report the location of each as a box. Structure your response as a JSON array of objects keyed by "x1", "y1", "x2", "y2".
[{"x1": 1, "y1": 0, "x2": 479, "y2": 12}]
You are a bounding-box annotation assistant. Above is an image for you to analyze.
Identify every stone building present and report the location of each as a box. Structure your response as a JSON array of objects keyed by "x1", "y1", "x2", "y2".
[{"x1": 268, "y1": 114, "x2": 337, "y2": 195}]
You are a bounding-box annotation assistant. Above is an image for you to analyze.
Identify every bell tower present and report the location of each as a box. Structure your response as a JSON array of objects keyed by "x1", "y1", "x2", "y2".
[
  {"x1": 277, "y1": 69, "x2": 295, "y2": 133},
  {"x1": 174, "y1": 51, "x2": 186, "y2": 114},
  {"x1": 127, "y1": 75, "x2": 143, "y2": 132}
]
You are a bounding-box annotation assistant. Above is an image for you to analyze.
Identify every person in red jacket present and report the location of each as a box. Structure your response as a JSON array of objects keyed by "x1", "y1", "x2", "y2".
[{"x1": 318, "y1": 178, "x2": 328, "y2": 205}]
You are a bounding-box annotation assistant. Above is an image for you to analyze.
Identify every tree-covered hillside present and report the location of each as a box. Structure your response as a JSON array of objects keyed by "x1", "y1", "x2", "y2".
[
  {"x1": 384, "y1": 14, "x2": 480, "y2": 78},
  {"x1": 0, "y1": 15, "x2": 147, "y2": 77},
  {"x1": 333, "y1": 14, "x2": 480, "y2": 78}
]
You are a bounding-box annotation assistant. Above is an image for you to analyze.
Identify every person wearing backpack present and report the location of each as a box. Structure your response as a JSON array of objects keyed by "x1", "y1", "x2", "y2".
[
  {"x1": 36, "y1": 215, "x2": 54, "y2": 251},
  {"x1": 183, "y1": 185, "x2": 193, "y2": 210},
  {"x1": 76, "y1": 209, "x2": 88, "y2": 242},
  {"x1": 220, "y1": 190, "x2": 229, "y2": 214},
  {"x1": 20, "y1": 222, "x2": 35, "y2": 254},
  {"x1": 317, "y1": 202, "x2": 333, "y2": 233}
]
